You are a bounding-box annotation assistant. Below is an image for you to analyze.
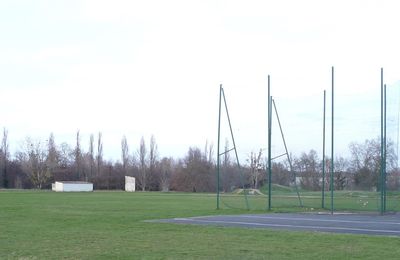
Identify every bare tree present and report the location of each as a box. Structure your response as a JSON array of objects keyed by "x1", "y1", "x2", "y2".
[
  {"x1": 59, "y1": 142, "x2": 72, "y2": 168},
  {"x1": 334, "y1": 156, "x2": 349, "y2": 190},
  {"x1": 294, "y1": 150, "x2": 320, "y2": 190},
  {"x1": 149, "y1": 135, "x2": 158, "y2": 170},
  {"x1": 89, "y1": 134, "x2": 95, "y2": 179},
  {"x1": 96, "y1": 132, "x2": 103, "y2": 177},
  {"x1": 121, "y1": 135, "x2": 129, "y2": 175},
  {"x1": 247, "y1": 149, "x2": 264, "y2": 189},
  {"x1": 17, "y1": 138, "x2": 50, "y2": 189},
  {"x1": 148, "y1": 135, "x2": 159, "y2": 189},
  {"x1": 138, "y1": 136, "x2": 147, "y2": 191},
  {"x1": 160, "y1": 157, "x2": 173, "y2": 192},
  {"x1": 208, "y1": 142, "x2": 214, "y2": 164},
  {"x1": 0, "y1": 128, "x2": 9, "y2": 188},
  {"x1": 172, "y1": 147, "x2": 214, "y2": 192},
  {"x1": 271, "y1": 161, "x2": 292, "y2": 186},
  {"x1": 349, "y1": 139, "x2": 379, "y2": 190},
  {"x1": 203, "y1": 140, "x2": 214, "y2": 164},
  {"x1": 46, "y1": 133, "x2": 59, "y2": 178},
  {"x1": 74, "y1": 130, "x2": 83, "y2": 180},
  {"x1": 349, "y1": 138, "x2": 396, "y2": 190}
]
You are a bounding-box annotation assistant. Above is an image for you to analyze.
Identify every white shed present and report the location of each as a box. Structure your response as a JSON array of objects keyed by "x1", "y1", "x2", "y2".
[
  {"x1": 125, "y1": 176, "x2": 136, "y2": 192},
  {"x1": 52, "y1": 181, "x2": 93, "y2": 192}
]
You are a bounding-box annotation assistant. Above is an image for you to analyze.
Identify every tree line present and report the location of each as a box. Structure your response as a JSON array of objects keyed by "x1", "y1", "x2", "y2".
[
  {"x1": 0, "y1": 127, "x2": 399, "y2": 192},
  {"x1": 233, "y1": 138, "x2": 399, "y2": 192},
  {"x1": 0, "y1": 128, "x2": 215, "y2": 191}
]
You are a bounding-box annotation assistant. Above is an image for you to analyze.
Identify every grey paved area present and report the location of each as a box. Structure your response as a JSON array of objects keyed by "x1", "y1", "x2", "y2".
[{"x1": 153, "y1": 213, "x2": 400, "y2": 237}]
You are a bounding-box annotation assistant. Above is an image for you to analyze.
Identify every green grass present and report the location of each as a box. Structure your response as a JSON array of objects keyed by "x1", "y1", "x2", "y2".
[
  {"x1": 221, "y1": 186, "x2": 400, "y2": 212},
  {"x1": 1, "y1": 191, "x2": 400, "y2": 259},
  {"x1": 259, "y1": 183, "x2": 294, "y2": 194}
]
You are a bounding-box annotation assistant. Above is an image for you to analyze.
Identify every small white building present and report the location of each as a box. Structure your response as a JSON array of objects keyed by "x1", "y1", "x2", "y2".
[
  {"x1": 52, "y1": 181, "x2": 93, "y2": 192},
  {"x1": 125, "y1": 176, "x2": 136, "y2": 192}
]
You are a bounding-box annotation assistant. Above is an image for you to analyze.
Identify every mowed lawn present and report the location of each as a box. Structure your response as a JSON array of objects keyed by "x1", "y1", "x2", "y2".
[{"x1": 1, "y1": 191, "x2": 400, "y2": 259}]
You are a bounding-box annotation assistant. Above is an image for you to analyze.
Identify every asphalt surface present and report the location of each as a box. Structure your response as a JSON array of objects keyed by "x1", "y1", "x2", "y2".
[{"x1": 154, "y1": 213, "x2": 400, "y2": 237}]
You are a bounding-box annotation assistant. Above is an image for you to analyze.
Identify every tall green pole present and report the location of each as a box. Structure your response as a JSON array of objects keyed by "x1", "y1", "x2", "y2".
[
  {"x1": 216, "y1": 85, "x2": 222, "y2": 210},
  {"x1": 268, "y1": 75, "x2": 272, "y2": 210},
  {"x1": 384, "y1": 83, "x2": 387, "y2": 212},
  {"x1": 322, "y1": 90, "x2": 326, "y2": 208},
  {"x1": 330, "y1": 66, "x2": 334, "y2": 214},
  {"x1": 380, "y1": 68, "x2": 384, "y2": 214}
]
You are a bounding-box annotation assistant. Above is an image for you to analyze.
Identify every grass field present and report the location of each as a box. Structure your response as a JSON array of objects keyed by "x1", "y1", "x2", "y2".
[
  {"x1": 222, "y1": 185, "x2": 400, "y2": 212},
  {"x1": 1, "y1": 191, "x2": 400, "y2": 259}
]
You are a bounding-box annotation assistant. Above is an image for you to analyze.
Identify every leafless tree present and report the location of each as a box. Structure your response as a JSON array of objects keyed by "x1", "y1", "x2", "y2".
[
  {"x1": 349, "y1": 138, "x2": 396, "y2": 190},
  {"x1": 208, "y1": 143, "x2": 214, "y2": 164},
  {"x1": 247, "y1": 149, "x2": 264, "y2": 189},
  {"x1": 204, "y1": 140, "x2": 214, "y2": 164},
  {"x1": 149, "y1": 135, "x2": 158, "y2": 170},
  {"x1": 46, "y1": 133, "x2": 59, "y2": 178},
  {"x1": 96, "y1": 132, "x2": 103, "y2": 177},
  {"x1": 58, "y1": 142, "x2": 72, "y2": 168},
  {"x1": 147, "y1": 135, "x2": 160, "y2": 190},
  {"x1": 349, "y1": 139, "x2": 379, "y2": 190},
  {"x1": 138, "y1": 136, "x2": 147, "y2": 191},
  {"x1": 293, "y1": 150, "x2": 320, "y2": 190},
  {"x1": 74, "y1": 130, "x2": 83, "y2": 180},
  {"x1": 334, "y1": 156, "x2": 349, "y2": 190},
  {"x1": 271, "y1": 161, "x2": 292, "y2": 186},
  {"x1": 17, "y1": 138, "x2": 50, "y2": 189},
  {"x1": 89, "y1": 134, "x2": 95, "y2": 179},
  {"x1": 121, "y1": 135, "x2": 129, "y2": 175},
  {"x1": 0, "y1": 128, "x2": 9, "y2": 188},
  {"x1": 160, "y1": 157, "x2": 174, "y2": 192},
  {"x1": 172, "y1": 147, "x2": 214, "y2": 192}
]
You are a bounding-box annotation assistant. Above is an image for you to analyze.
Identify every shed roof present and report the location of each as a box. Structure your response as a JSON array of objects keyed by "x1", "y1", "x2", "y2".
[{"x1": 56, "y1": 181, "x2": 93, "y2": 184}]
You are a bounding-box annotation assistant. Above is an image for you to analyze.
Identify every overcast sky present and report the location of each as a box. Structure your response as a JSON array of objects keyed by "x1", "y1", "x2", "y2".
[{"x1": 1, "y1": 0, "x2": 400, "y2": 162}]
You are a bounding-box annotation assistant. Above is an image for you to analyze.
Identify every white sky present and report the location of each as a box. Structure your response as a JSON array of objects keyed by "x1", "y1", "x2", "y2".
[{"x1": 1, "y1": 0, "x2": 400, "y2": 162}]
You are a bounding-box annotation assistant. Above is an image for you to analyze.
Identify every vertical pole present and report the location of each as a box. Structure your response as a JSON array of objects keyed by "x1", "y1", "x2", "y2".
[
  {"x1": 268, "y1": 75, "x2": 272, "y2": 210},
  {"x1": 322, "y1": 90, "x2": 326, "y2": 208},
  {"x1": 380, "y1": 68, "x2": 384, "y2": 214},
  {"x1": 397, "y1": 87, "x2": 400, "y2": 168},
  {"x1": 216, "y1": 85, "x2": 222, "y2": 209},
  {"x1": 330, "y1": 66, "x2": 334, "y2": 214},
  {"x1": 384, "y1": 83, "x2": 387, "y2": 212}
]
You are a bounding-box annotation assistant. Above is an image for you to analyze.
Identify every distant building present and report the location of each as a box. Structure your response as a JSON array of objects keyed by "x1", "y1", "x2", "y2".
[
  {"x1": 52, "y1": 181, "x2": 93, "y2": 192},
  {"x1": 125, "y1": 176, "x2": 136, "y2": 192}
]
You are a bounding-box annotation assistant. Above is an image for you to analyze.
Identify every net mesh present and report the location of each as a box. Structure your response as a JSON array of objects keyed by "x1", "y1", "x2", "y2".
[{"x1": 217, "y1": 77, "x2": 400, "y2": 213}]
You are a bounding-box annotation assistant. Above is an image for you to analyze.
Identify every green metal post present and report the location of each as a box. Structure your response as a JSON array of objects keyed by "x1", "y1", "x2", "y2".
[
  {"x1": 322, "y1": 90, "x2": 326, "y2": 208},
  {"x1": 384, "y1": 83, "x2": 387, "y2": 212},
  {"x1": 268, "y1": 75, "x2": 272, "y2": 210},
  {"x1": 216, "y1": 85, "x2": 222, "y2": 209},
  {"x1": 330, "y1": 66, "x2": 334, "y2": 214},
  {"x1": 380, "y1": 68, "x2": 384, "y2": 214}
]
